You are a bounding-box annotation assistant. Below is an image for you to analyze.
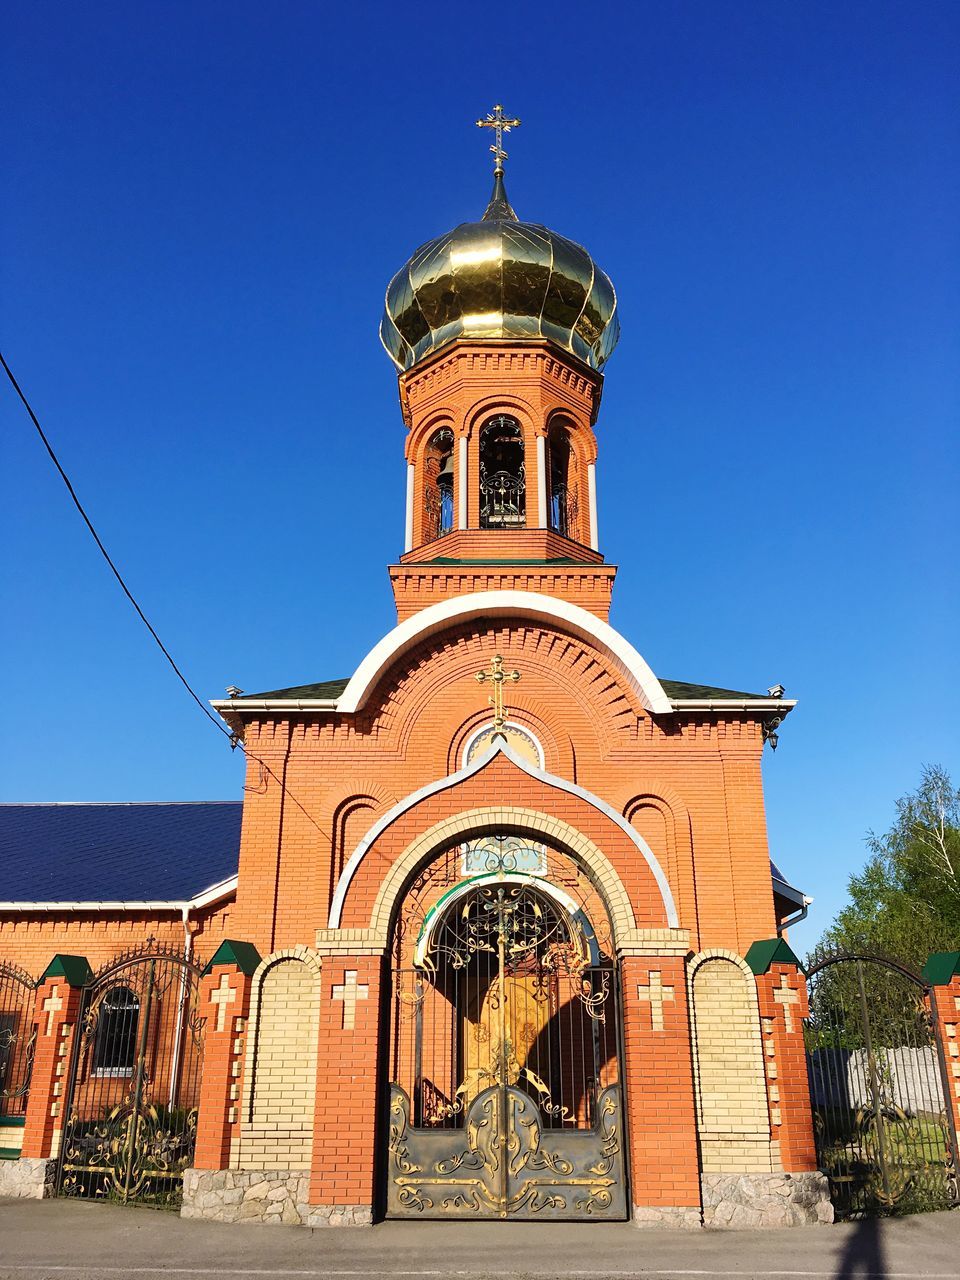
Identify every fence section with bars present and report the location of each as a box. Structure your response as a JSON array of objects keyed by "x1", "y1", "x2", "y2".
[
  {"x1": 0, "y1": 962, "x2": 37, "y2": 1161},
  {"x1": 804, "y1": 953, "x2": 959, "y2": 1218},
  {"x1": 56, "y1": 946, "x2": 206, "y2": 1208}
]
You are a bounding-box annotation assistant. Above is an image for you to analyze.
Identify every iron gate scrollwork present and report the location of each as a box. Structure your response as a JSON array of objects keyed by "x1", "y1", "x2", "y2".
[
  {"x1": 0, "y1": 962, "x2": 37, "y2": 1157},
  {"x1": 804, "y1": 952, "x2": 959, "y2": 1218},
  {"x1": 387, "y1": 858, "x2": 627, "y2": 1220},
  {"x1": 56, "y1": 945, "x2": 206, "y2": 1208}
]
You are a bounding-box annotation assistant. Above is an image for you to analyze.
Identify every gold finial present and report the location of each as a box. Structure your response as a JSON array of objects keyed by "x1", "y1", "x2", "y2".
[
  {"x1": 476, "y1": 653, "x2": 521, "y2": 731},
  {"x1": 475, "y1": 103, "x2": 521, "y2": 174}
]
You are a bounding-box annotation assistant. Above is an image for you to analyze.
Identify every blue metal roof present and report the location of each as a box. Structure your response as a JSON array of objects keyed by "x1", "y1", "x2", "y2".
[{"x1": 0, "y1": 803, "x2": 242, "y2": 904}]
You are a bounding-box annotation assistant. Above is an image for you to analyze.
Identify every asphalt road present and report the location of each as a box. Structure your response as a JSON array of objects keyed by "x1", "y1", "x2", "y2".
[{"x1": 1, "y1": 1199, "x2": 958, "y2": 1280}]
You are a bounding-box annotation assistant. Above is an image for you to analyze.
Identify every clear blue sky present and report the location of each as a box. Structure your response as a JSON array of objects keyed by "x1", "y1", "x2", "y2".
[{"x1": 3, "y1": 2, "x2": 957, "y2": 947}]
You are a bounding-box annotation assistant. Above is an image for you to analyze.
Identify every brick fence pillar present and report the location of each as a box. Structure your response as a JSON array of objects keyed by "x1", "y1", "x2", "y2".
[
  {"x1": 753, "y1": 958, "x2": 818, "y2": 1173},
  {"x1": 620, "y1": 949, "x2": 701, "y2": 1227},
  {"x1": 21, "y1": 955, "x2": 92, "y2": 1161},
  {"x1": 924, "y1": 952, "x2": 960, "y2": 1144},
  {"x1": 308, "y1": 951, "x2": 383, "y2": 1225},
  {"x1": 192, "y1": 940, "x2": 261, "y2": 1171}
]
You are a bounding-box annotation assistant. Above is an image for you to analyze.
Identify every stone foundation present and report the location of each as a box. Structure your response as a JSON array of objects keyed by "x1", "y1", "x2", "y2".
[
  {"x1": 633, "y1": 1205, "x2": 702, "y2": 1229},
  {"x1": 0, "y1": 1157, "x2": 57, "y2": 1199},
  {"x1": 180, "y1": 1169, "x2": 371, "y2": 1227},
  {"x1": 304, "y1": 1204, "x2": 373, "y2": 1227},
  {"x1": 701, "y1": 1172, "x2": 834, "y2": 1229}
]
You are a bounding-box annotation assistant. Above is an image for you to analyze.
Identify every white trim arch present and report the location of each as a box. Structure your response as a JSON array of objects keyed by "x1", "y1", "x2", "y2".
[
  {"x1": 413, "y1": 872, "x2": 602, "y2": 968},
  {"x1": 336, "y1": 590, "x2": 673, "y2": 715},
  {"x1": 327, "y1": 738, "x2": 679, "y2": 929}
]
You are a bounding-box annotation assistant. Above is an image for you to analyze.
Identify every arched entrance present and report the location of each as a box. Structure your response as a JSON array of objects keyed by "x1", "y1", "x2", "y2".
[{"x1": 385, "y1": 833, "x2": 627, "y2": 1219}]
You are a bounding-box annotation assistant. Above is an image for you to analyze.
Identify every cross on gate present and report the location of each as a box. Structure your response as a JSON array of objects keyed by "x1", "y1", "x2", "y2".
[
  {"x1": 42, "y1": 984, "x2": 64, "y2": 1036},
  {"x1": 773, "y1": 973, "x2": 800, "y2": 1034},
  {"x1": 637, "y1": 971, "x2": 675, "y2": 1032},
  {"x1": 476, "y1": 654, "x2": 520, "y2": 732},
  {"x1": 332, "y1": 970, "x2": 369, "y2": 1031},
  {"x1": 210, "y1": 973, "x2": 237, "y2": 1032}
]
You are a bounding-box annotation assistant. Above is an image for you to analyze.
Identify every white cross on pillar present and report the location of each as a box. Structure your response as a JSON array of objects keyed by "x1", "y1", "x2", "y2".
[
  {"x1": 773, "y1": 973, "x2": 801, "y2": 1034},
  {"x1": 637, "y1": 970, "x2": 675, "y2": 1032},
  {"x1": 332, "y1": 970, "x2": 369, "y2": 1031},
  {"x1": 42, "y1": 984, "x2": 64, "y2": 1036},
  {"x1": 210, "y1": 973, "x2": 237, "y2": 1032}
]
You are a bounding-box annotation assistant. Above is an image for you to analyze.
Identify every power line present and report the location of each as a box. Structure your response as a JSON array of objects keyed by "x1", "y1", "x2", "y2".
[
  {"x1": 1, "y1": 348, "x2": 233, "y2": 741},
  {"x1": 3, "y1": 348, "x2": 337, "y2": 851}
]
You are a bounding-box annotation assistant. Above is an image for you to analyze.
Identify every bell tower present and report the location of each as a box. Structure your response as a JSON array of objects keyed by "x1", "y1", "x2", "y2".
[{"x1": 381, "y1": 109, "x2": 621, "y2": 623}]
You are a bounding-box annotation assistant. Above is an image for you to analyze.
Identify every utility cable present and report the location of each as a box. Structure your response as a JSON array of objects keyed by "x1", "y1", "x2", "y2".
[
  {"x1": 3, "y1": 348, "x2": 338, "y2": 848},
  {"x1": 2, "y1": 348, "x2": 234, "y2": 740}
]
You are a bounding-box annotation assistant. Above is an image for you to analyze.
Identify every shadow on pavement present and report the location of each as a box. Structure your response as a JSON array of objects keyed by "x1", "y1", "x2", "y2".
[{"x1": 834, "y1": 1215, "x2": 886, "y2": 1278}]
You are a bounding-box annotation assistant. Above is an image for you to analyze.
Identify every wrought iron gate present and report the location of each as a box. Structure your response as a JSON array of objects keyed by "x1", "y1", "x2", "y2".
[
  {"x1": 0, "y1": 962, "x2": 36, "y2": 1159},
  {"x1": 804, "y1": 953, "x2": 959, "y2": 1218},
  {"x1": 387, "y1": 857, "x2": 627, "y2": 1219},
  {"x1": 56, "y1": 946, "x2": 206, "y2": 1207}
]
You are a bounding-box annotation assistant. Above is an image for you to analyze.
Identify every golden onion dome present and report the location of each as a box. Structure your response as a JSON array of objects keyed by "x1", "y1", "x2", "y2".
[{"x1": 380, "y1": 173, "x2": 620, "y2": 373}]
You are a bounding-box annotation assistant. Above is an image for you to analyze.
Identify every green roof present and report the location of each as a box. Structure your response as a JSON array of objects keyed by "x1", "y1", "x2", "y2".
[
  {"x1": 922, "y1": 951, "x2": 960, "y2": 985},
  {"x1": 238, "y1": 677, "x2": 773, "y2": 703},
  {"x1": 41, "y1": 954, "x2": 93, "y2": 988},
  {"x1": 238, "y1": 678, "x2": 349, "y2": 701},
  {"x1": 659, "y1": 680, "x2": 770, "y2": 700},
  {"x1": 745, "y1": 938, "x2": 806, "y2": 976},
  {"x1": 203, "y1": 939, "x2": 262, "y2": 977}
]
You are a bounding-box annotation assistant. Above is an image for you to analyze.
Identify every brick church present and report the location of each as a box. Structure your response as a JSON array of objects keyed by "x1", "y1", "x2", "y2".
[{"x1": 2, "y1": 112, "x2": 847, "y2": 1227}]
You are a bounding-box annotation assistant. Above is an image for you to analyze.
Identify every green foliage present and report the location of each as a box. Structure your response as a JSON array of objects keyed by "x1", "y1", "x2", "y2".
[{"x1": 815, "y1": 765, "x2": 960, "y2": 972}]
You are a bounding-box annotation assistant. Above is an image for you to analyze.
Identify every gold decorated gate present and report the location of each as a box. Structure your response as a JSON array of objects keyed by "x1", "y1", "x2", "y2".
[
  {"x1": 386, "y1": 837, "x2": 627, "y2": 1219},
  {"x1": 55, "y1": 946, "x2": 205, "y2": 1208}
]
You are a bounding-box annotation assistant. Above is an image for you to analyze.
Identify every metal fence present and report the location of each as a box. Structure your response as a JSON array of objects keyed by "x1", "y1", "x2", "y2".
[
  {"x1": 55, "y1": 945, "x2": 206, "y2": 1208},
  {"x1": 804, "y1": 953, "x2": 959, "y2": 1218}
]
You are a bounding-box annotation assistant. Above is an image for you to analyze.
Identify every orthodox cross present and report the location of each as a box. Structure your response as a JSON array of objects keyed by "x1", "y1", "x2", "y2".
[
  {"x1": 42, "y1": 985, "x2": 64, "y2": 1036},
  {"x1": 476, "y1": 103, "x2": 521, "y2": 174},
  {"x1": 332, "y1": 970, "x2": 369, "y2": 1031},
  {"x1": 773, "y1": 973, "x2": 801, "y2": 1034},
  {"x1": 210, "y1": 973, "x2": 237, "y2": 1033},
  {"x1": 637, "y1": 971, "x2": 675, "y2": 1032},
  {"x1": 476, "y1": 654, "x2": 520, "y2": 732}
]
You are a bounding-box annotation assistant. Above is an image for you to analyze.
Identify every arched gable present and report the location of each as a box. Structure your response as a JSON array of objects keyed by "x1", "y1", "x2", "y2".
[
  {"x1": 328, "y1": 740, "x2": 679, "y2": 932},
  {"x1": 337, "y1": 591, "x2": 673, "y2": 716}
]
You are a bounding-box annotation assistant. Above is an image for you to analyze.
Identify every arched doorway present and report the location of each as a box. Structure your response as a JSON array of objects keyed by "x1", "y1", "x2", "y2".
[{"x1": 385, "y1": 834, "x2": 627, "y2": 1219}]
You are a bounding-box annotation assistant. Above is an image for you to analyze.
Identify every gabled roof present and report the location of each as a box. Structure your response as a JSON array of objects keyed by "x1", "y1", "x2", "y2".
[
  {"x1": 233, "y1": 677, "x2": 772, "y2": 703},
  {"x1": 659, "y1": 679, "x2": 769, "y2": 701},
  {"x1": 0, "y1": 802, "x2": 242, "y2": 906}
]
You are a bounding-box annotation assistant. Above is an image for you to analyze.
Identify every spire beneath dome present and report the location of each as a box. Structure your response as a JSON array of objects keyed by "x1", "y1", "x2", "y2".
[{"x1": 482, "y1": 170, "x2": 518, "y2": 222}]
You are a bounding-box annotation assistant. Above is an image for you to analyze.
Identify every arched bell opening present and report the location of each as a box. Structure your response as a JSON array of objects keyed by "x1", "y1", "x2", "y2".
[
  {"x1": 422, "y1": 427, "x2": 455, "y2": 542},
  {"x1": 385, "y1": 833, "x2": 628, "y2": 1219},
  {"x1": 547, "y1": 420, "x2": 580, "y2": 541},
  {"x1": 479, "y1": 415, "x2": 525, "y2": 529}
]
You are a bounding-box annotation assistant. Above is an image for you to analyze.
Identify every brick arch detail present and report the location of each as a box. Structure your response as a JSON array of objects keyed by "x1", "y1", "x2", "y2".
[
  {"x1": 236, "y1": 945, "x2": 323, "y2": 1171},
  {"x1": 405, "y1": 409, "x2": 457, "y2": 463},
  {"x1": 545, "y1": 405, "x2": 596, "y2": 466},
  {"x1": 381, "y1": 623, "x2": 619, "y2": 768},
  {"x1": 369, "y1": 806, "x2": 637, "y2": 945},
  {"x1": 624, "y1": 787, "x2": 698, "y2": 945},
  {"x1": 686, "y1": 948, "x2": 777, "y2": 1174},
  {"x1": 463, "y1": 392, "x2": 538, "y2": 439}
]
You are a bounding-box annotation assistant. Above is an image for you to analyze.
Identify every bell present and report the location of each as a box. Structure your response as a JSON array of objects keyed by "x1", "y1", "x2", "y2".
[{"x1": 437, "y1": 454, "x2": 454, "y2": 487}]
